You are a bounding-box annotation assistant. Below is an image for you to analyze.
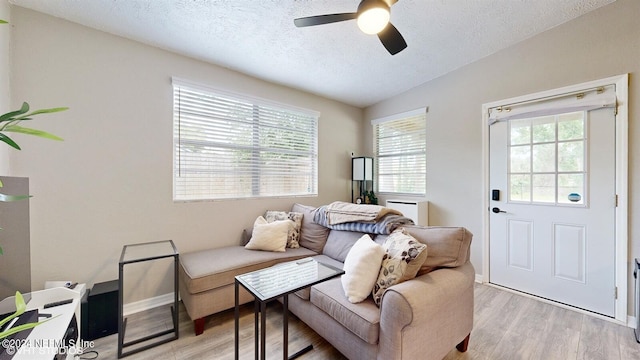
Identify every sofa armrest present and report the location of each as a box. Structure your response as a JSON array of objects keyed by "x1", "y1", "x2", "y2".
[{"x1": 378, "y1": 261, "x2": 475, "y2": 360}]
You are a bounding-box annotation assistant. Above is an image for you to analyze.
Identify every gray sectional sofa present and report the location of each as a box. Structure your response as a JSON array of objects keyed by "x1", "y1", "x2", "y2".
[{"x1": 178, "y1": 203, "x2": 475, "y2": 360}]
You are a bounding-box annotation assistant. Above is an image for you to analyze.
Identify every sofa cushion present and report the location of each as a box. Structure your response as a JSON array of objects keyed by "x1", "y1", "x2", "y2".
[
  {"x1": 341, "y1": 235, "x2": 385, "y2": 303},
  {"x1": 372, "y1": 229, "x2": 427, "y2": 305},
  {"x1": 322, "y1": 230, "x2": 368, "y2": 263},
  {"x1": 245, "y1": 216, "x2": 292, "y2": 252},
  {"x1": 291, "y1": 203, "x2": 330, "y2": 253},
  {"x1": 310, "y1": 277, "x2": 380, "y2": 345},
  {"x1": 180, "y1": 246, "x2": 316, "y2": 294},
  {"x1": 402, "y1": 226, "x2": 472, "y2": 274},
  {"x1": 294, "y1": 255, "x2": 344, "y2": 300}
]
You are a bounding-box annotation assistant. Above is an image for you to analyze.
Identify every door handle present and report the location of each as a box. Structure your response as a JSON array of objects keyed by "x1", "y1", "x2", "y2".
[{"x1": 492, "y1": 207, "x2": 506, "y2": 214}]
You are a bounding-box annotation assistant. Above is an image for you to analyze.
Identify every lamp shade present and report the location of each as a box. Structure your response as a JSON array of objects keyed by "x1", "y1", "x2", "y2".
[{"x1": 352, "y1": 157, "x2": 373, "y2": 181}]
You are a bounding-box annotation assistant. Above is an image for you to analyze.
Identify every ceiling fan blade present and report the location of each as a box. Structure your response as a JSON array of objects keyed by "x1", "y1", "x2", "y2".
[
  {"x1": 377, "y1": 22, "x2": 407, "y2": 55},
  {"x1": 294, "y1": 13, "x2": 358, "y2": 27}
]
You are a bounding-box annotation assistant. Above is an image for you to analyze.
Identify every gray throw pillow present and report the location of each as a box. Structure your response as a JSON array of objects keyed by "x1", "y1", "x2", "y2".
[
  {"x1": 322, "y1": 230, "x2": 369, "y2": 263},
  {"x1": 291, "y1": 203, "x2": 330, "y2": 253}
]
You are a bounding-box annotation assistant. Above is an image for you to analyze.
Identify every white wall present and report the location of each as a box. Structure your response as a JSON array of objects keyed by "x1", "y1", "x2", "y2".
[
  {"x1": 365, "y1": 0, "x2": 640, "y2": 314},
  {"x1": 8, "y1": 7, "x2": 363, "y2": 300}
]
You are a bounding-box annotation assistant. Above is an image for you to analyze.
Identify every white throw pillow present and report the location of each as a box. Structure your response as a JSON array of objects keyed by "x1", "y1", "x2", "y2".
[
  {"x1": 245, "y1": 216, "x2": 293, "y2": 252},
  {"x1": 341, "y1": 234, "x2": 385, "y2": 303},
  {"x1": 263, "y1": 210, "x2": 303, "y2": 248}
]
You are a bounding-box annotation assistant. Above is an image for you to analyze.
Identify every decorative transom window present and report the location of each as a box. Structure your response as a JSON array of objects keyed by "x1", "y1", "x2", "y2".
[
  {"x1": 172, "y1": 79, "x2": 319, "y2": 201},
  {"x1": 508, "y1": 111, "x2": 586, "y2": 205},
  {"x1": 372, "y1": 108, "x2": 427, "y2": 195}
]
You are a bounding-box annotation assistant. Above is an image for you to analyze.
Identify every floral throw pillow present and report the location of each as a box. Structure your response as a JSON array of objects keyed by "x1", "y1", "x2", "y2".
[
  {"x1": 264, "y1": 211, "x2": 303, "y2": 248},
  {"x1": 372, "y1": 229, "x2": 428, "y2": 306}
]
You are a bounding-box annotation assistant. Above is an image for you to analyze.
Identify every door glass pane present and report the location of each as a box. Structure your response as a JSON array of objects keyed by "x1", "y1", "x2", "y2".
[
  {"x1": 558, "y1": 112, "x2": 584, "y2": 141},
  {"x1": 558, "y1": 140, "x2": 584, "y2": 172},
  {"x1": 532, "y1": 143, "x2": 556, "y2": 172},
  {"x1": 506, "y1": 110, "x2": 587, "y2": 206},
  {"x1": 532, "y1": 116, "x2": 555, "y2": 143},
  {"x1": 510, "y1": 119, "x2": 531, "y2": 145},
  {"x1": 510, "y1": 174, "x2": 531, "y2": 202},
  {"x1": 558, "y1": 174, "x2": 584, "y2": 204},
  {"x1": 510, "y1": 145, "x2": 531, "y2": 172},
  {"x1": 532, "y1": 174, "x2": 555, "y2": 203}
]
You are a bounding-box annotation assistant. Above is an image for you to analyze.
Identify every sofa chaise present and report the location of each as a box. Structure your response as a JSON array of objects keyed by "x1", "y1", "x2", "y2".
[{"x1": 178, "y1": 203, "x2": 475, "y2": 360}]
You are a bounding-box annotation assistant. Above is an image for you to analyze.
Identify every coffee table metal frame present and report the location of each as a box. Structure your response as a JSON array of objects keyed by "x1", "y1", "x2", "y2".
[{"x1": 234, "y1": 258, "x2": 344, "y2": 360}]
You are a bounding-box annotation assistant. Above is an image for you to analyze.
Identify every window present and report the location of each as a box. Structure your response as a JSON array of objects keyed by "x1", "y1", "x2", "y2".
[
  {"x1": 509, "y1": 111, "x2": 586, "y2": 205},
  {"x1": 173, "y1": 79, "x2": 319, "y2": 201},
  {"x1": 372, "y1": 108, "x2": 427, "y2": 195}
]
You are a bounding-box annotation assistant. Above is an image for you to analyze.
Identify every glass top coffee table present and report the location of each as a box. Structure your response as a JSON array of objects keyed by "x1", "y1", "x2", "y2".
[{"x1": 234, "y1": 258, "x2": 344, "y2": 360}]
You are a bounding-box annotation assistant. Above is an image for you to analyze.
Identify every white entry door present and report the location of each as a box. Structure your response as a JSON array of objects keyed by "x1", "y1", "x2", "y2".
[{"x1": 489, "y1": 106, "x2": 616, "y2": 317}]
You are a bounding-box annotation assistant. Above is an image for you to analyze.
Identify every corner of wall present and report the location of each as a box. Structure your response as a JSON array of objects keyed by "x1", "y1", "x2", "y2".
[{"x1": 0, "y1": 0, "x2": 11, "y2": 174}]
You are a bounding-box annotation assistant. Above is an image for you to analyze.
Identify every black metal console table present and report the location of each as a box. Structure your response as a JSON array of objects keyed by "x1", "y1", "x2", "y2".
[
  {"x1": 234, "y1": 258, "x2": 344, "y2": 360},
  {"x1": 118, "y1": 240, "x2": 179, "y2": 358}
]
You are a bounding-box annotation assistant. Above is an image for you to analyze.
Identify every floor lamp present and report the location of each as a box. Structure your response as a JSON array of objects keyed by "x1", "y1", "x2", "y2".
[{"x1": 352, "y1": 156, "x2": 373, "y2": 204}]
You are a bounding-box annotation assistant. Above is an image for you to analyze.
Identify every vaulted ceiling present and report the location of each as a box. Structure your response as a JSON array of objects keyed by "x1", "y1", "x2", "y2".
[{"x1": 10, "y1": 0, "x2": 616, "y2": 107}]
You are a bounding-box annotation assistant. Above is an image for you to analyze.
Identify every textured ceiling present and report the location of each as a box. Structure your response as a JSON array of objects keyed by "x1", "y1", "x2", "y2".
[{"x1": 9, "y1": 0, "x2": 616, "y2": 108}]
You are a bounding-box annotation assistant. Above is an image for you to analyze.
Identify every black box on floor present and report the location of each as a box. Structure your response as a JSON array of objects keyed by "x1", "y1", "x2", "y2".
[
  {"x1": 634, "y1": 258, "x2": 640, "y2": 343},
  {"x1": 80, "y1": 289, "x2": 89, "y2": 341},
  {"x1": 83, "y1": 280, "x2": 119, "y2": 341}
]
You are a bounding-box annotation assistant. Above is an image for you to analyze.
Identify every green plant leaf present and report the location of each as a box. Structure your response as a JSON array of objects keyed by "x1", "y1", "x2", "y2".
[
  {"x1": 23, "y1": 107, "x2": 69, "y2": 117},
  {"x1": 0, "y1": 102, "x2": 29, "y2": 122},
  {"x1": 2, "y1": 117, "x2": 31, "y2": 125},
  {"x1": 0, "y1": 291, "x2": 60, "y2": 339},
  {"x1": 0, "y1": 20, "x2": 7, "y2": 24},
  {"x1": 0, "y1": 246, "x2": 3, "y2": 255},
  {"x1": 0, "y1": 315, "x2": 58, "y2": 340},
  {"x1": 0, "y1": 193, "x2": 31, "y2": 202},
  {"x1": 3, "y1": 125, "x2": 63, "y2": 141},
  {"x1": 11, "y1": 107, "x2": 68, "y2": 122},
  {"x1": 15, "y1": 292, "x2": 26, "y2": 314},
  {"x1": 0, "y1": 133, "x2": 21, "y2": 150},
  {"x1": 0, "y1": 292, "x2": 26, "y2": 329}
]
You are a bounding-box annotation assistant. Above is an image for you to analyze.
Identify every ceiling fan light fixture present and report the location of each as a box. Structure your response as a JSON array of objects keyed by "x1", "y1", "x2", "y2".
[{"x1": 357, "y1": 0, "x2": 390, "y2": 35}]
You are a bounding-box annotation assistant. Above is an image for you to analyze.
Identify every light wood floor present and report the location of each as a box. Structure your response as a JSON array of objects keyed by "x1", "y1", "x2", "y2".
[{"x1": 90, "y1": 283, "x2": 640, "y2": 359}]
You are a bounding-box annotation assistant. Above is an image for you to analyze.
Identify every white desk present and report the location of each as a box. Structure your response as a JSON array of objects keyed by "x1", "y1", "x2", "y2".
[{"x1": 1, "y1": 287, "x2": 85, "y2": 360}]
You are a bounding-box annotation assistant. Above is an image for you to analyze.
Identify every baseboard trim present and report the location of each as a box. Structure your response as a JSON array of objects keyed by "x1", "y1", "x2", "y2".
[
  {"x1": 628, "y1": 315, "x2": 637, "y2": 329},
  {"x1": 475, "y1": 274, "x2": 484, "y2": 283},
  {"x1": 123, "y1": 293, "x2": 175, "y2": 316}
]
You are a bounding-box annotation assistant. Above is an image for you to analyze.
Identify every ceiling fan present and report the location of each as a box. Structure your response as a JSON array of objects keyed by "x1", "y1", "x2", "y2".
[{"x1": 294, "y1": 0, "x2": 407, "y2": 55}]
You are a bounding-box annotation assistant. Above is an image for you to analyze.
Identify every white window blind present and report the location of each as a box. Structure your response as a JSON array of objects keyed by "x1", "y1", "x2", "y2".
[
  {"x1": 372, "y1": 108, "x2": 427, "y2": 195},
  {"x1": 173, "y1": 79, "x2": 319, "y2": 201}
]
